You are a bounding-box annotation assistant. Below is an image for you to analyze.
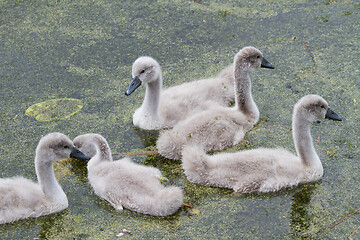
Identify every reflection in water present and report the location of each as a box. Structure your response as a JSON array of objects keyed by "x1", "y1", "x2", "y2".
[
  {"x1": 132, "y1": 126, "x2": 160, "y2": 147},
  {"x1": 37, "y1": 212, "x2": 66, "y2": 239},
  {"x1": 54, "y1": 158, "x2": 88, "y2": 184},
  {"x1": 67, "y1": 158, "x2": 89, "y2": 184},
  {"x1": 289, "y1": 183, "x2": 318, "y2": 239},
  {"x1": 37, "y1": 211, "x2": 91, "y2": 239}
]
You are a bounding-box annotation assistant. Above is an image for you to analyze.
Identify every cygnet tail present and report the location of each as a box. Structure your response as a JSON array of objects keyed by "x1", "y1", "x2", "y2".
[
  {"x1": 156, "y1": 130, "x2": 184, "y2": 160},
  {"x1": 146, "y1": 186, "x2": 183, "y2": 216},
  {"x1": 181, "y1": 145, "x2": 209, "y2": 184}
]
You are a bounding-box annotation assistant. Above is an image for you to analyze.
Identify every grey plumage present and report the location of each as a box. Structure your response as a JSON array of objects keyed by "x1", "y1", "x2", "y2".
[
  {"x1": 157, "y1": 47, "x2": 274, "y2": 160},
  {"x1": 0, "y1": 132, "x2": 87, "y2": 224},
  {"x1": 126, "y1": 56, "x2": 235, "y2": 130},
  {"x1": 181, "y1": 95, "x2": 340, "y2": 193},
  {"x1": 73, "y1": 133, "x2": 183, "y2": 216}
]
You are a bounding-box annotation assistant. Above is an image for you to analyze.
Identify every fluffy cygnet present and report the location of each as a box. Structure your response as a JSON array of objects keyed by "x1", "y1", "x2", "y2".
[
  {"x1": 181, "y1": 95, "x2": 342, "y2": 193},
  {"x1": 73, "y1": 133, "x2": 183, "y2": 216},
  {"x1": 0, "y1": 132, "x2": 88, "y2": 224},
  {"x1": 156, "y1": 46, "x2": 274, "y2": 160},
  {"x1": 125, "y1": 56, "x2": 236, "y2": 130}
]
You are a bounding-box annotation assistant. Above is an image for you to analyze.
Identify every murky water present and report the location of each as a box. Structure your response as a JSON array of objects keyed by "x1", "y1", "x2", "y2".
[{"x1": 0, "y1": 0, "x2": 359, "y2": 239}]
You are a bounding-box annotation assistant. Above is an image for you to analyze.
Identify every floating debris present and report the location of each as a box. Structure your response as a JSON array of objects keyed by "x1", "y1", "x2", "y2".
[
  {"x1": 349, "y1": 225, "x2": 360, "y2": 239},
  {"x1": 329, "y1": 207, "x2": 360, "y2": 229},
  {"x1": 188, "y1": 208, "x2": 201, "y2": 215},
  {"x1": 113, "y1": 150, "x2": 159, "y2": 158},
  {"x1": 116, "y1": 229, "x2": 132, "y2": 237},
  {"x1": 25, "y1": 98, "x2": 83, "y2": 121},
  {"x1": 183, "y1": 203, "x2": 201, "y2": 215}
]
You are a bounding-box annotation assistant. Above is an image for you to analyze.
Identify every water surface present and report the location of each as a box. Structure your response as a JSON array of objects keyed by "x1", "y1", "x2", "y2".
[{"x1": 0, "y1": 0, "x2": 359, "y2": 239}]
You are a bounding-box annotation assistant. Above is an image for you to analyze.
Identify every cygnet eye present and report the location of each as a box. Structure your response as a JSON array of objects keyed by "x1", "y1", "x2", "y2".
[
  {"x1": 63, "y1": 145, "x2": 69, "y2": 149},
  {"x1": 320, "y1": 105, "x2": 325, "y2": 109},
  {"x1": 140, "y1": 69, "x2": 145, "y2": 74},
  {"x1": 257, "y1": 55, "x2": 260, "y2": 58}
]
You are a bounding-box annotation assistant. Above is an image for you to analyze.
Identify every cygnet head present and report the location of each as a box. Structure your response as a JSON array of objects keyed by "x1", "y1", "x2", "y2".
[
  {"x1": 125, "y1": 56, "x2": 162, "y2": 96},
  {"x1": 294, "y1": 94, "x2": 342, "y2": 122},
  {"x1": 36, "y1": 132, "x2": 89, "y2": 162},
  {"x1": 235, "y1": 46, "x2": 275, "y2": 71},
  {"x1": 73, "y1": 134, "x2": 111, "y2": 161},
  {"x1": 73, "y1": 134, "x2": 97, "y2": 158}
]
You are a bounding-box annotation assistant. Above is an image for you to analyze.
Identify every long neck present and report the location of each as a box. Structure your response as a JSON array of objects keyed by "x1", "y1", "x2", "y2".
[
  {"x1": 88, "y1": 137, "x2": 113, "y2": 168},
  {"x1": 35, "y1": 154, "x2": 65, "y2": 201},
  {"x1": 142, "y1": 74, "x2": 162, "y2": 117},
  {"x1": 234, "y1": 63, "x2": 259, "y2": 121},
  {"x1": 292, "y1": 112, "x2": 321, "y2": 168}
]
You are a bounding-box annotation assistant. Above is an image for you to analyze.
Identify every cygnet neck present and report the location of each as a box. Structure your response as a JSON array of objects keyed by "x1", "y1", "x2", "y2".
[
  {"x1": 35, "y1": 153, "x2": 65, "y2": 200},
  {"x1": 234, "y1": 61, "x2": 259, "y2": 121},
  {"x1": 292, "y1": 111, "x2": 321, "y2": 168},
  {"x1": 143, "y1": 74, "x2": 162, "y2": 118},
  {"x1": 89, "y1": 137, "x2": 113, "y2": 167}
]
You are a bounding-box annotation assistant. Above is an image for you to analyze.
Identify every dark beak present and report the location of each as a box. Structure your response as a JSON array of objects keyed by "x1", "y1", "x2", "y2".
[
  {"x1": 325, "y1": 108, "x2": 342, "y2": 121},
  {"x1": 261, "y1": 57, "x2": 275, "y2": 69},
  {"x1": 125, "y1": 76, "x2": 142, "y2": 96},
  {"x1": 70, "y1": 147, "x2": 89, "y2": 160}
]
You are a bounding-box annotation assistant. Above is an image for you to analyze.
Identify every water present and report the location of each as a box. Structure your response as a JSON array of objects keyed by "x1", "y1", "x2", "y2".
[{"x1": 0, "y1": 0, "x2": 359, "y2": 238}]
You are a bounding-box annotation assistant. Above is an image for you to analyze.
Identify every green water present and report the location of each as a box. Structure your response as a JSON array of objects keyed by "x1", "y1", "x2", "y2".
[{"x1": 0, "y1": 0, "x2": 359, "y2": 239}]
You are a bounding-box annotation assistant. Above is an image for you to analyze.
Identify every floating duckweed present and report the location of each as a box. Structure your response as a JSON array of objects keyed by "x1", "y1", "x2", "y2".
[
  {"x1": 159, "y1": 176, "x2": 168, "y2": 184},
  {"x1": 25, "y1": 98, "x2": 83, "y2": 121},
  {"x1": 325, "y1": 148, "x2": 337, "y2": 156},
  {"x1": 53, "y1": 158, "x2": 75, "y2": 180},
  {"x1": 188, "y1": 208, "x2": 201, "y2": 215}
]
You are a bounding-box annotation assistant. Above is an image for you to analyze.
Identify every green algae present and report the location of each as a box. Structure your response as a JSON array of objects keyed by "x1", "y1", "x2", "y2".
[
  {"x1": 0, "y1": 0, "x2": 359, "y2": 239},
  {"x1": 25, "y1": 98, "x2": 83, "y2": 121}
]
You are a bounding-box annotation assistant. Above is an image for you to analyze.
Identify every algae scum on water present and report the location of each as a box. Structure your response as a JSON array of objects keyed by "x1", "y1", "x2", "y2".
[
  {"x1": 0, "y1": 0, "x2": 359, "y2": 239},
  {"x1": 25, "y1": 98, "x2": 83, "y2": 121}
]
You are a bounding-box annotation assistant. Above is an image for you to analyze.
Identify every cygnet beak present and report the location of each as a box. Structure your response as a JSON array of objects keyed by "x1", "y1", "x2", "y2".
[
  {"x1": 325, "y1": 108, "x2": 342, "y2": 121},
  {"x1": 261, "y1": 57, "x2": 275, "y2": 69},
  {"x1": 70, "y1": 147, "x2": 89, "y2": 160},
  {"x1": 125, "y1": 76, "x2": 142, "y2": 96}
]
